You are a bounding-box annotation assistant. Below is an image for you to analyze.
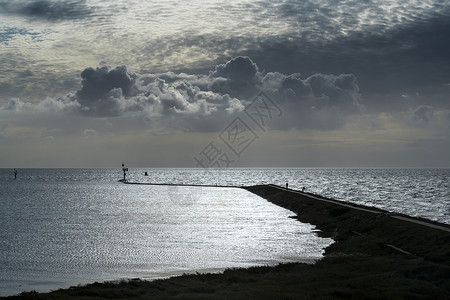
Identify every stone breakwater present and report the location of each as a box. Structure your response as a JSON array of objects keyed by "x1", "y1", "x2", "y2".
[{"x1": 246, "y1": 184, "x2": 450, "y2": 258}]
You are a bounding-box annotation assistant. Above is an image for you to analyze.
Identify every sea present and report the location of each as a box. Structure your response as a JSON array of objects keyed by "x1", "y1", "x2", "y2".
[{"x1": 0, "y1": 168, "x2": 449, "y2": 297}]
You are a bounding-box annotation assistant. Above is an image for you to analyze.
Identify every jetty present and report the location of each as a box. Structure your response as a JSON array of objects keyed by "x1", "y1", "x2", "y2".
[
  {"x1": 257, "y1": 184, "x2": 450, "y2": 233},
  {"x1": 5, "y1": 184, "x2": 450, "y2": 299},
  {"x1": 121, "y1": 181, "x2": 236, "y2": 188}
]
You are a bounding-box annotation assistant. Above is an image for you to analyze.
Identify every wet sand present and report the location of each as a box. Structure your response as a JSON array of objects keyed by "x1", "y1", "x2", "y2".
[{"x1": 4, "y1": 184, "x2": 450, "y2": 299}]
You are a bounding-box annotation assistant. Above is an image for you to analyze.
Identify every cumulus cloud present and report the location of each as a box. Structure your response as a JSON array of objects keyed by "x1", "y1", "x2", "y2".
[
  {"x1": 75, "y1": 65, "x2": 138, "y2": 116},
  {"x1": 209, "y1": 56, "x2": 261, "y2": 98},
  {"x1": 1, "y1": 97, "x2": 80, "y2": 113},
  {"x1": 1, "y1": 56, "x2": 364, "y2": 132},
  {"x1": 261, "y1": 71, "x2": 362, "y2": 130},
  {"x1": 77, "y1": 65, "x2": 138, "y2": 101},
  {"x1": 214, "y1": 4, "x2": 450, "y2": 106}
]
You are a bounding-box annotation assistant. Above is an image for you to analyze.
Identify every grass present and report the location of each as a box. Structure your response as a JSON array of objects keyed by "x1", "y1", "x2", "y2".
[{"x1": 3, "y1": 185, "x2": 450, "y2": 299}]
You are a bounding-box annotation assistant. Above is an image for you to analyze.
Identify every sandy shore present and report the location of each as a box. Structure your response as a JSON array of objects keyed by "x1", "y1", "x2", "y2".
[{"x1": 4, "y1": 184, "x2": 450, "y2": 299}]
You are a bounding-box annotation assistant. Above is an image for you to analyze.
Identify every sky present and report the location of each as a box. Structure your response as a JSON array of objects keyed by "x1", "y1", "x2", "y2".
[{"x1": 0, "y1": 0, "x2": 449, "y2": 168}]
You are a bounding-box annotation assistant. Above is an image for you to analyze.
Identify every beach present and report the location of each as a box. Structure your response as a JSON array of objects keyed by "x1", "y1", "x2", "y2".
[{"x1": 3, "y1": 184, "x2": 450, "y2": 299}]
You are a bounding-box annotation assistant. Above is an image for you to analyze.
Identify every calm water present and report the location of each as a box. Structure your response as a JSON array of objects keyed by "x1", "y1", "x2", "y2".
[
  {"x1": 0, "y1": 168, "x2": 331, "y2": 296},
  {"x1": 0, "y1": 168, "x2": 449, "y2": 296}
]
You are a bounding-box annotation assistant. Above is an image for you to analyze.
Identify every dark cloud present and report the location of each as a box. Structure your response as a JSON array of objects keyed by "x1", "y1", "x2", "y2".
[
  {"x1": 76, "y1": 65, "x2": 138, "y2": 116},
  {"x1": 254, "y1": 10, "x2": 450, "y2": 97},
  {"x1": 262, "y1": 72, "x2": 362, "y2": 130},
  {"x1": 153, "y1": 4, "x2": 449, "y2": 115},
  {"x1": 0, "y1": 0, "x2": 93, "y2": 21},
  {"x1": 1, "y1": 57, "x2": 363, "y2": 131},
  {"x1": 209, "y1": 56, "x2": 260, "y2": 98}
]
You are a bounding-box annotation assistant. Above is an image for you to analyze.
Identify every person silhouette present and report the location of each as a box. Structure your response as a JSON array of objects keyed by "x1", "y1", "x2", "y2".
[
  {"x1": 122, "y1": 163, "x2": 128, "y2": 181},
  {"x1": 14, "y1": 169, "x2": 17, "y2": 180}
]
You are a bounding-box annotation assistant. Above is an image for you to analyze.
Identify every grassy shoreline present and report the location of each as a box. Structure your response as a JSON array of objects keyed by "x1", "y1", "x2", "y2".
[{"x1": 4, "y1": 185, "x2": 450, "y2": 299}]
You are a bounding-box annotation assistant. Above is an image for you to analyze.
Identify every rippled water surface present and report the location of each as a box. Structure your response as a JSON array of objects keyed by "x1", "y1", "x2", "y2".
[
  {"x1": 127, "y1": 168, "x2": 450, "y2": 224},
  {"x1": 0, "y1": 168, "x2": 449, "y2": 296},
  {"x1": 0, "y1": 168, "x2": 333, "y2": 296}
]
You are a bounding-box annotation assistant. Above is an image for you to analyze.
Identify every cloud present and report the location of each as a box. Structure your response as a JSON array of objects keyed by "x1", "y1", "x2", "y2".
[
  {"x1": 209, "y1": 56, "x2": 261, "y2": 98},
  {"x1": 0, "y1": 27, "x2": 42, "y2": 45},
  {"x1": 1, "y1": 57, "x2": 365, "y2": 132},
  {"x1": 261, "y1": 71, "x2": 362, "y2": 130},
  {"x1": 19, "y1": 70, "x2": 34, "y2": 77},
  {"x1": 77, "y1": 65, "x2": 138, "y2": 101},
  {"x1": 409, "y1": 105, "x2": 450, "y2": 138},
  {"x1": 413, "y1": 105, "x2": 434, "y2": 125},
  {"x1": 0, "y1": 97, "x2": 80, "y2": 113},
  {"x1": 82, "y1": 129, "x2": 98, "y2": 136},
  {"x1": 0, "y1": 0, "x2": 93, "y2": 21},
  {"x1": 75, "y1": 65, "x2": 138, "y2": 116},
  {"x1": 186, "y1": 4, "x2": 449, "y2": 109},
  {"x1": 2, "y1": 0, "x2": 448, "y2": 114}
]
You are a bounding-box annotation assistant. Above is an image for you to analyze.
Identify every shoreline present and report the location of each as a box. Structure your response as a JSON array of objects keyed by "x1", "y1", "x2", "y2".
[{"x1": 4, "y1": 184, "x2": 450, "y2": 299}]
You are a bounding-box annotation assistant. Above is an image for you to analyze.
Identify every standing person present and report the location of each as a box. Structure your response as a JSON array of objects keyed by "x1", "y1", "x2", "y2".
[
  {"x1": 285, "y1": 182, "x2": 288, "y2": 189},
  {"x1": 122, "y1": 163, "x2": 128, "y2": 181},
  {"x1": 14, "y1": 169, "x2": 17, "y2": 180}
]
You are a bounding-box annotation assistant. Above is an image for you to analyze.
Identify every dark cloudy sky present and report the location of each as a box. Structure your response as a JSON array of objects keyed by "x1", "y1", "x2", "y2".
[{"x1": 1, "y1": 0, "x2": 449, "y2": 168}]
